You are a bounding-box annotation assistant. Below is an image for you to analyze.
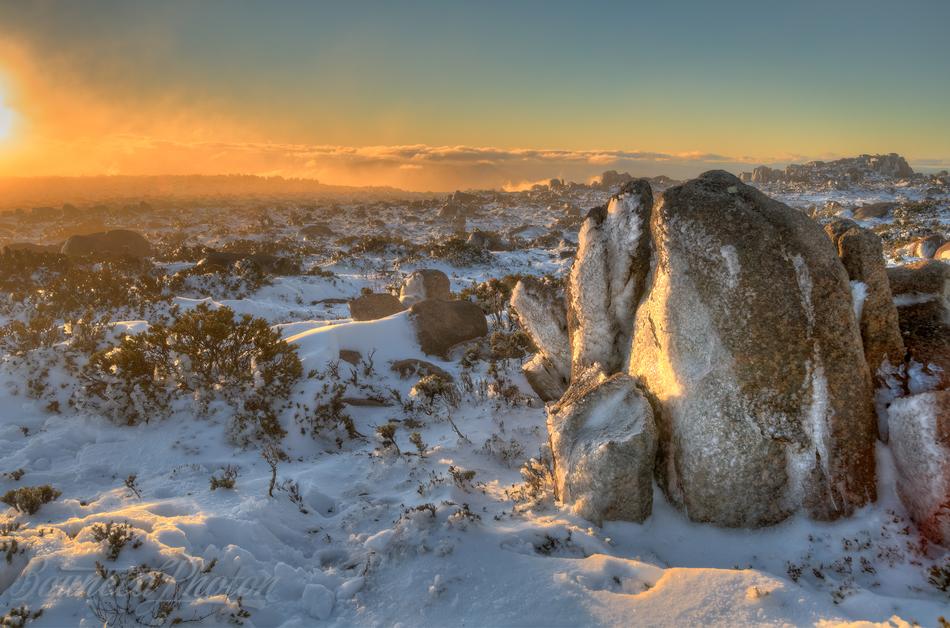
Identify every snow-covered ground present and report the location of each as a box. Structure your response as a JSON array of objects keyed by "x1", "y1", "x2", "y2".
[{"x1": 0, "y1": 179, "x2": 948, "y2": 626}]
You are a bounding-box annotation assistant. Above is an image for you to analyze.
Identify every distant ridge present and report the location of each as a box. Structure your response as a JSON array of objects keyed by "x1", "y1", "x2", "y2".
[{"x1": 0, "y1": 174, "x2": 435, "y2": 210}]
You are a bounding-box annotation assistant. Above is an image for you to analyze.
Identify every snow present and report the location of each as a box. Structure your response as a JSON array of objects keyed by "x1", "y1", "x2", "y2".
[
  {"x1": 720, "y1": 245, "x2": 741, "y2": 289},
  {"x1": 569, "y1": 211, "x2": 613, "y2": 373},
  {"x1": 0, "y1": 180, "x2": 948, "y2": 627},
  {"x1": 285, "y1": 311, "x2": 419, "y2": 369},
  {"x1": 850, "y1": 280, "x2": 868, "y2": 321}
]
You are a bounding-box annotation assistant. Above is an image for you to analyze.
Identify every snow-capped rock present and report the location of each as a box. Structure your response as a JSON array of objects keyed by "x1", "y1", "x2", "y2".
[
  {"x1": 510, "y1": 275, "x2": 571, "y2": 400},
  {"x1": 399, "y1": 269, "x2": 451, "y2": 305},
  {"x1": 566, "y1": 180, "x2": 652, "y2": 376},
  {"x1": 547, "y1": 367, "x2": 656, "y2": 525},
  {"x1": 887, "y1": 390, "x2": 950, "y2": 547}
]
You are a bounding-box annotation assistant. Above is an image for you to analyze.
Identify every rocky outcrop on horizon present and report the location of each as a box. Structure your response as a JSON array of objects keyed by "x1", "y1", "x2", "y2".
[{"x1": 739, "y1": 153, "x2": 915, "y2": 186}]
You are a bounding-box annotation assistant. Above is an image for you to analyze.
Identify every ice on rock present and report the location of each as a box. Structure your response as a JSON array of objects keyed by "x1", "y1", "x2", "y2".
[
  {"x1": 547, "y1": 367, "x2": 656, "y2": 525},
  {"x1": 627, "y1": 172, "x2": 877, "y2": 526},
  {"x1": 510, "y1": 276, "x2": 571, "y2": 400},
  {"x1": 850, "y1": 280, "x2": 868, "y2": 321},
  {"x1": 566, "y1": 180, "x2": 653, "y2": 376},
  {"x1": 887, "y1": 390, "x2": 950, "y2": 546}
]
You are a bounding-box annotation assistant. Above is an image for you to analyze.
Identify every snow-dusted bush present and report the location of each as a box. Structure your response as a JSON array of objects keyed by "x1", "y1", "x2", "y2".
[
  {"x1": 0, "y1": 311, "x2": 62, "y2": 355},
  {"x1": 90, "y1": 521, "x2": 141, "y2": 561},
  {"x1": 411, "y1": 374, "x2": 460, "y2": 412},
  {"x1": 489, "y1": 330, "x2": 534, "y2": 360},
  {"x1": 0, "y1": 249, "x2": 166, "y2": 319},
  {"x1": 80, "y1": 305, "x2": 302, "y2": 441},
  {"x1": 425, "y1": 237, "x2": 492, "y2": 266},
  {"x1": 1, "y1": 485, "x2": 61, "y2": 515}
]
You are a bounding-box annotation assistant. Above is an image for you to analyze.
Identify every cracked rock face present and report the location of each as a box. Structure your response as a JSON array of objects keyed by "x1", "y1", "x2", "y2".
[
  {"x1": 547, "y1": 368, "x2": 657, "y2": 525},
  {"x1": 629, "y1": 172, "x2": 876, "y2": 526},
  {"x1": 886, "y1": 260, "x2": 950, "y2": 391}
]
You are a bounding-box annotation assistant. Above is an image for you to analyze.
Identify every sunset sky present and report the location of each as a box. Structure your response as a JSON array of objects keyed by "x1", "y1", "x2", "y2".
[{"x1": 0, "y1": 0, "x2": 948, "y2": 190}]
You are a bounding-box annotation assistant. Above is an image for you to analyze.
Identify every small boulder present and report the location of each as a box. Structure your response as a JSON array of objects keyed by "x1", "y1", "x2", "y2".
[
  {"x1": 348, "y1": 293, "x2": 406, "y2": 321},
  {"x1": 522, "y1": 354, "x2": 569, "y2": 403},
  {"x1": 399, "y1": 269, "x2": 451, "y2": 306},
  {"x1": 912, "y1": 234, "x2": 946, "y2": 259},
  {"x1": 299, "y1": 224, "x2": 335, "y2": 239},
  {"x1": 852, "y1": 202, "x2": 895, "y2": 220},
  {"x1": 61, "y1": 229, "x2": 151, "y2": 258},
  {"x1": 466, "y1": 229, "x2": 508, "y2": 251},
  {"x1": 888, "y1": 390, "x2": 950, "y2": 546},
  {"x1": 409, "y1": 299, "x2": 488, "y2": 358},
  {"x1": 935, "y1": 241, "x2": 950, "y2": 261},
  {"x1": 547, "y1": 368, "x2": 657, "y2": 525},
  {"x1": 390, "y1": 358, "x2": 453, "y2": 382},
  {"x1": 339, "y1": 349, "x2": 362, "y2": 365}
]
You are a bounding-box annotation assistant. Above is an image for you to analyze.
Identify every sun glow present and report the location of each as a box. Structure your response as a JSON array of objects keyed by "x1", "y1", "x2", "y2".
[{"x1": 0, "y1": 93, "x2": 13, "y2": 142}]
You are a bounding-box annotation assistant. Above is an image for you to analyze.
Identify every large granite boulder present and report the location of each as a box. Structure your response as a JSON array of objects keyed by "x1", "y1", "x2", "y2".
[
  {"x1": 567, "y1": 179, "x2": 653, "y2": 376},
  {"x1": 400, "y1": 269, "x2": 451, "y2": 306},
  {"x1": 628, "y1": 171, "x2": 876, "y2": 527},
  {"x1": 888, "y1": 390, "x2": 950, "y2": 546},
  {"x1": 886, "y1": 260, "x2": 950, "y2": 391},
  {"x1": 409, "y1": 299, "x2": 487, "y2": 358},
  {"x1": 547, "y1": 368, "x2": 656, "y2": 525},
  {"x1": 61, "y1": 229, "x2": 151, "y2": 259},
  {"x1": 510, "y1": 276, "x2": 571, "y2": 401},
  {"x1": 824, "y1": 219, "x2": 905, "y2": 378},
  {"x1": 348, "y1": 293, "x2": 406, "y2": 321}
]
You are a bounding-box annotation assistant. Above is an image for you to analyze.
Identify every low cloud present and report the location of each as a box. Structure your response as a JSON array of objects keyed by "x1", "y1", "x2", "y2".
[{"x1": 3, "y1": 135, "x2": 803, "y2": 191}]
